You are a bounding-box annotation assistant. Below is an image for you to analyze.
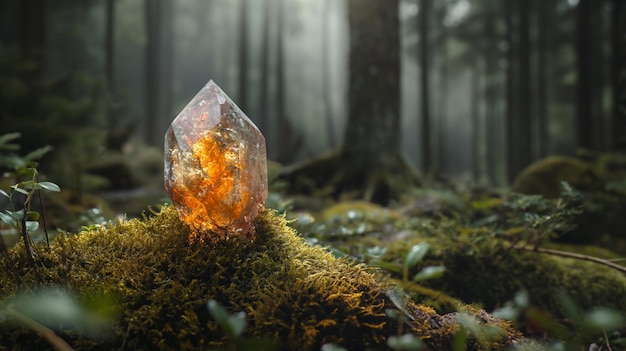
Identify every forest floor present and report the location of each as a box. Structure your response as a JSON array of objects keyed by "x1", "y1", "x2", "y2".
[{"x1": 1, "y1": 152, "x2": 626, "y2": 350}]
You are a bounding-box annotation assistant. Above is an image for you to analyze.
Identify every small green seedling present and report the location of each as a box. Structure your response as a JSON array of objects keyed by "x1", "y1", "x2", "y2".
[
  {"x1": 207, "y1": 299, "x2": 247, "y2": 340},
  {"x1": 402, "y1": 242, "x2": 446, "y2": 283},
  {"x1": 320, "y1": 343, "x2": 348, "y2": 351},
  {"x1": 0, "y1": 163, "x2": 59, "y2": 262},
  {"x1": 387, "y1": 333, "x2": 424, "y2": 350}
]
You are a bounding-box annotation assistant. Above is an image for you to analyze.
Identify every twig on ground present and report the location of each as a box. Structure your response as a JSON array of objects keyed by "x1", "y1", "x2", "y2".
[
  {"x1": 513, "y1": 245, "x2": 626, "y2": 274},
  {"x1": 3, "y1": 307, "x2": 75, "y2": 351}
]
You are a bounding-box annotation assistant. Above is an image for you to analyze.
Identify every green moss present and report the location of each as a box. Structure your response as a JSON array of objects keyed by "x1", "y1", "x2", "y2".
[
  {"x1": 511, "y1": 156, "x2": 602, "y2": 198},
  {"x1": 381, "y1": 232, "x2": 626, "y2": 317},
  {"x1": 0, "y1": 207, "x2": 524, "y2": 350}
]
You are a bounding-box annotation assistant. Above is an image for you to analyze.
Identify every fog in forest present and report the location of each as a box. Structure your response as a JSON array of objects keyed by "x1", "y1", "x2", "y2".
[{"x1": 0, "y1": 0, "x2": 620, "y2": 187}]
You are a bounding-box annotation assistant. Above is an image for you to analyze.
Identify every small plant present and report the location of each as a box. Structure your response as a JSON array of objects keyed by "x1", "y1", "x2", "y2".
[
  {"x1": 494, "y1": 290, "x2": 626, "y2": 350},
  {"x1": 452, "y1": 313, "x2": 503, "y2": 351},
  {"x1": 207, "y1": 299, "x2": 247, "y2": 340},
  {"x1": 387, "y1": 333, "x2": 424, "y2": 350},
  {"x1": 0, "y1": 132, "x2": 59, "y2": 262},
  {"x1": 207, "y1": 299, "x2": 277, "y2": 350},
  {"x1": 499, "y1": 181, "x2": 584, "y2": 247},
  {"x1": 402, "y1": 242, "x2": 446, "y2": 283}
]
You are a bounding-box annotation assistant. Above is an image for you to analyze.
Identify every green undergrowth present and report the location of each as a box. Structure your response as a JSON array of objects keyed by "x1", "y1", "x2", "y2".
[
  {"x1": 299, "y1": 201, "x2": 626, "y2": 311},
  {"x1": 0, "y1": 206, "x2": 525, "y2": 350},
  {"x1": 287, "y1": 181, "x2": 626, "y2": 348}
]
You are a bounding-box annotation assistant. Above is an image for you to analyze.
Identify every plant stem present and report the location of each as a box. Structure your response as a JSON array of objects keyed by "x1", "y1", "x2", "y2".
[
  {"x1": 3, "y1": 307, "x2": 75, "y2": 351},
  {"x1": 36, "y1": 174, "x2": 50, "y2": 248},
  {"x1": 513, "y1": 245, "x2": 626, "y2": 274},
  {"x1": 21, "y1": 219, "x2": 34, "y2": 264},
  {"x1": 0, "y1": 228, "x2": 6, "y2": 255}
]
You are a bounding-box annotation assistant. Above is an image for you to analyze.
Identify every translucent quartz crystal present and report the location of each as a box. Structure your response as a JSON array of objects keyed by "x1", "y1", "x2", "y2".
[{"x1": 164, "y1": 80, "x2": 267, "y2": 243}]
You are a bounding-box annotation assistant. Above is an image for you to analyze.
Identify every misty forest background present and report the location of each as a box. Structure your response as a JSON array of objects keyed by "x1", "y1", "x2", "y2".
[{"x1": 1, "y1": 0, "x2": 625, "y2": 206}]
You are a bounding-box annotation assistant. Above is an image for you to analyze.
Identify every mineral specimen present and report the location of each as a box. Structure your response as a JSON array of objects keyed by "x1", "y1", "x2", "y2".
[{"x1": 164, "y1": 80, "x2": 267, "y2": 243}]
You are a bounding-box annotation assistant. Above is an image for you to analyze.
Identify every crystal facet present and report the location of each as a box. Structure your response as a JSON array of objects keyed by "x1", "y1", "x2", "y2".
[{"x1": 164, "y1": 80, "x2": 267, "y2": 243}]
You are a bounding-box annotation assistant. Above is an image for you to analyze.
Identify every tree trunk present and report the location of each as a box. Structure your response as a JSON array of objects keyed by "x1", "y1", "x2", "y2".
[
  {"x1": 144, "y1": 0, "x2": 173, "y2": 147},
  {"x1": 280, "y1": 0, "x2": 418, "y2": 204},
  {"x1": 322, "y1": 0, "x2": 336, "y2": 149},
  {"x1": 238, "y1": 0, "x2": 249, "y2": 112},
  {"x1": 506, "y1": 0, "x2": 533, "y2": 182},
  {"x1": 517, "y1": 0, "x2": 532, "y2": 169},
  {"x1": 505, "y1": 0, "x2": 518, "y2": 183},
  {"x1": 483, "y1": 7, "x2": 500, "y2": 185},
  {"x1": 105, "y1": 0, "x2": 115, "y2": 91},
  {"x1": 437, "y1": 23, "x2": 448, "y2": 175},
  {"x1": 536, "y1": 0, "x2": 550, "y2": 157},
  {"x1": 258, "y1": 0, "x2": 271, "y2": 135},
  {"x1": 274, "y1": 0, "x2": 298, "y2": 162},
  {"x1": 612, "y1": 0, "x2": 626, "y2": 150},
  {"x1": 471, "y1": 66, "x2": 481, "y2": 183},
  {"x1": 419, "y1": 0, "x2": 431, "y2": 171},
  {"x1": 576, "y1": 0, "x2": 595, "y2": 151},
  {"x1": 342, "y1": 0, "x2": 400, "y2": 164},
  {"x1": 19, "y1": 0, "x2": 46, "y2": 82}
]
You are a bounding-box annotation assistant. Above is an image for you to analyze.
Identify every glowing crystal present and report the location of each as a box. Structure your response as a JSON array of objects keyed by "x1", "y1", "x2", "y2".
[{"x1": 164, "y1": 80, "x2": 267, "y2": 243}]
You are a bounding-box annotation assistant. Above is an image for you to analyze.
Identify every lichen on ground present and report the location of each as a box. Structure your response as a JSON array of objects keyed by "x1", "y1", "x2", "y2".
[{"x1": 0, "y1": 206, "x2": 525, "y2": 350}]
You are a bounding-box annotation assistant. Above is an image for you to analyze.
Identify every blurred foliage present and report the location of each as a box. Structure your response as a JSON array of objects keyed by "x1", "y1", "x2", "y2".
[{"x1": 273, "y1": 157, "x2": 626, "y2": 349}]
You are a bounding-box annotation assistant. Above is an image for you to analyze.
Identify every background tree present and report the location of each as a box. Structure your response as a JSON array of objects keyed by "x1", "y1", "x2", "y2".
[
  {"x1": 19, "y1": 0, "x2": 46, "y2": 83},
  {"x1": 419, "y1": 0, "x2": 432, "y2": 171},
  {"x1": 280, "y1": 0, "x2": 418, "y2": 204},
  {"x1": 322, "y1": 0, "x2": 337, "y2": 149},
  {"x1": 505, "y1": 0, "x2": 533, "y2": 182},
  {"x1": 144, "y1": 0, "x2": 172, "y2": 147},
  {"x1": 238, "y1": 0, "x2": 249, "y2": 112},
  {"x1": 612, "y1": 0, "x2": 626, "y2": 150},
  {"x1": 576, "y1": 0, "x2": 601, "y2": 151},
  {"x1": 257, "y1": 0, "x2": 272, "y2": 136}
]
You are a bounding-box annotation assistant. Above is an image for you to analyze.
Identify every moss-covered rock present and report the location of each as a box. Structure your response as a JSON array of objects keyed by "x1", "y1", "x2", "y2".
[
  {"x1": 0, "y1": 207, "x2": 524, "y2": 350},
  {"x1": 512, "y1": 156, "x2": 602, "y2": 198}
]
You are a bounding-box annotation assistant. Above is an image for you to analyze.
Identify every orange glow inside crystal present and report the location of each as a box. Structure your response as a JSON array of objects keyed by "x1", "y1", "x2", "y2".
[{"x1": 164, "y1": 80, "x2": 267, "y2": 244}]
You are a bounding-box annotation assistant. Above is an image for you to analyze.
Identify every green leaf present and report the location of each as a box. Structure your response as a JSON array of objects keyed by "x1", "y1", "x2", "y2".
[
  {"x1": 226, "y1": 311, "x2": 246, "y2": 338},
  {"x1": 514, "y1": 290, "x2": 529, "y2": 308},
  {"x1": 207, "y1": 299, "x2": 229, "y2": 324},
  {"x1": 0, "y1": 189, "x2": 9, "y2": 198},
  {"x1": 12, "y1": 187, "x2": 29, "y2": 196},
  {"x1": 0, "y1": 132, "x2": 21, "y2": 149},
  {"x1": 27, "y1": 211, "x2": 40, "y2": 221},
  {"x1": 413, "y1": 265, "x2": 446, "y2": 282},
  {"x1": 492, "y1": 306, "x2": 518, "y2": 320},
  {"x1": 366, "y1": 246, "x2": 387, "y2": 258},
  {"x1": 556, "y1": 290, "x2": 584, "y2": 324},
  {"x1": 369, "y1": 259, "x2": 402, "y2": 274},
  {"x1": 20, "y1": 181, "x2": 36, "y2": 190},
  {"x1": 38, "y1": 181, "x2": 61, "y2": 192},
  {"x1": 6, "y1": 209, "x2": 25, "y2": 221},
  {"x1": 25, "y1": 220, "x2": 39, "y2": 232},
  {"x1": 24, "y1": 145, "x2": 52, "y2": 162},
  {"x1": 0, "y1": 212, "x2": 15, "y2": 226},
  {"x1": 385, "y1": 287, "x2": 412, "y2": 320},
  {"x1": 207, "y1": 299, "x2": 247, "y2": 339},
  {"x1": 321, "y1": 343, "x2": 348, "y2": 351},
  {"x1": 387, "y1": 334, "x2": 424, "y2": 350},
  {"x1": 11, "y1": 288, "x2": 113, "y2": 337},
  {"x1": 452, "y1": 326, "x2": 468, "y2": 351},
  {"x1": 585, "y1": 307, "x2": 625, "y2": 331},
  {"x1": 406, "y1": 242, "x2": 430, "y2": 268}
]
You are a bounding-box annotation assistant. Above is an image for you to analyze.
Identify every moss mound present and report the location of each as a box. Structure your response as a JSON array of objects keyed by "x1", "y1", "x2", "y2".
[
  {"x1": 380, "y1": 232, "x2": 626, "y2": 316},
  {"x1": 0, "y1": 207, "x2": 524, "y2": 350},
  {"x1": 511, "y1": 156, "x2": 602, "y2": 198}
]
